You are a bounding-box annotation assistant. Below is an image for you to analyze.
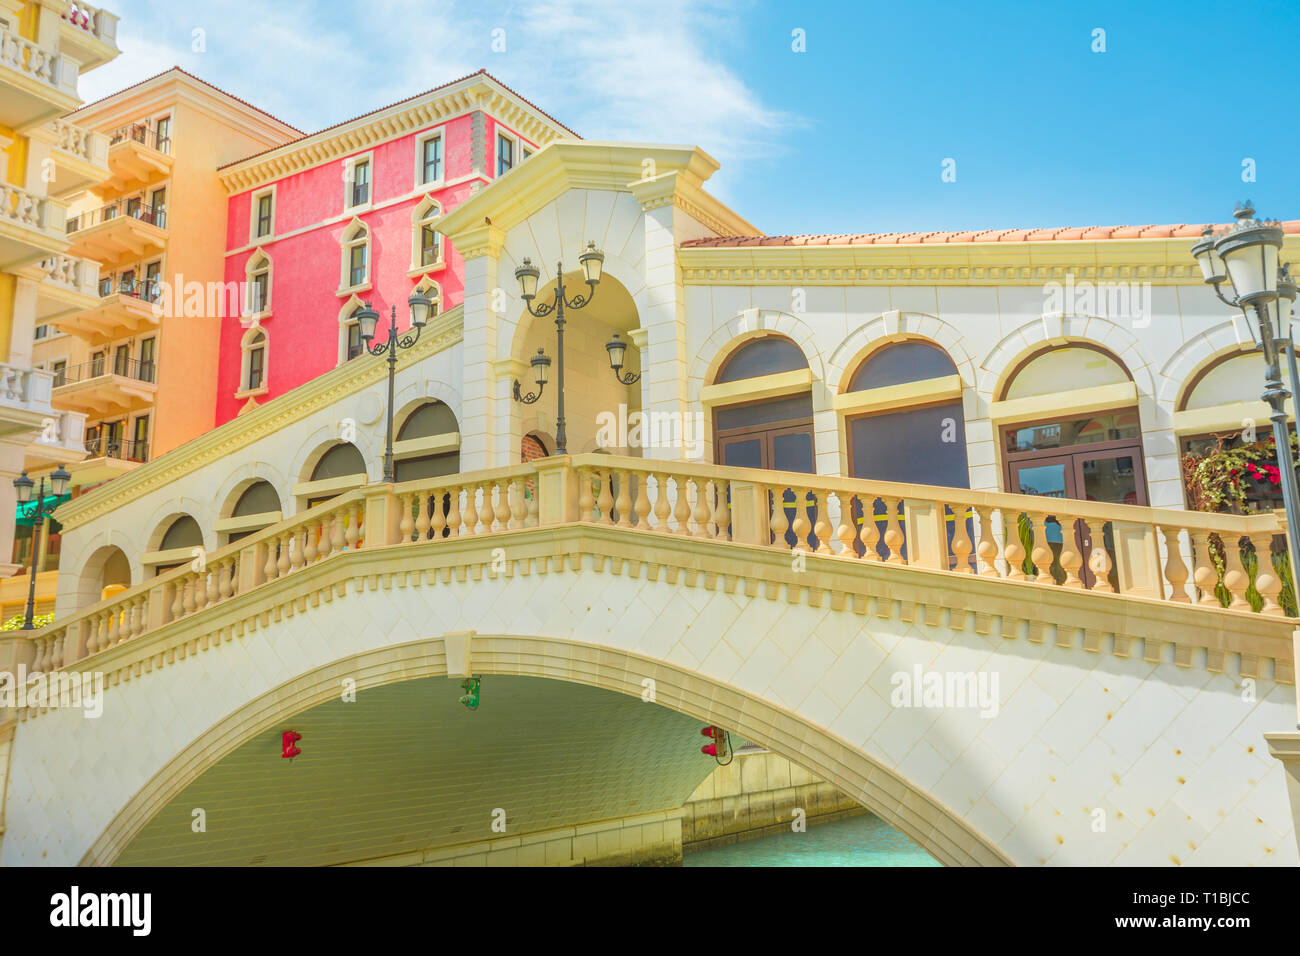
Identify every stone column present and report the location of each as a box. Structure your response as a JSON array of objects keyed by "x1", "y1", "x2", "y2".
[{"x1": 457, "y1": 223, "x2": 503, "y2": 470}]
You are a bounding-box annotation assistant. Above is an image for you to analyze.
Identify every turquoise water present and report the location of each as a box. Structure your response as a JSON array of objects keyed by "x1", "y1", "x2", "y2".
[{"x1": 683, "y1": 813, "x2": 940, "y2": 867}]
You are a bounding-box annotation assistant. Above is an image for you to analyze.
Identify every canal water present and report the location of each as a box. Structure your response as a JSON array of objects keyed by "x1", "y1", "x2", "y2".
[{"x1": 683, "y1": 812, "x2": 939, "y2": 867}]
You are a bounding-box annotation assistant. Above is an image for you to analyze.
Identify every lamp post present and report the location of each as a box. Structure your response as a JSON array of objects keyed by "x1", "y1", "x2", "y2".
[
  {"x1": 1191, "y1": 202, "x2": 1300, "y2": 593},
  {"x1": 512, "y1": 241, "x2": 605, "y2": 455},
  {"x1": 356, "y1": 293, "x2": 433, "y2": 482},
  {"x1": 12, "y1": 464, "x2": 70, "y2": 629}
]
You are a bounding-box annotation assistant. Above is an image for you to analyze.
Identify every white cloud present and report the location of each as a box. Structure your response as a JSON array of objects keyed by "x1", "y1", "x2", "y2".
[{"x1": 77, "y1": 0, "x2": 790, "y2": 197}]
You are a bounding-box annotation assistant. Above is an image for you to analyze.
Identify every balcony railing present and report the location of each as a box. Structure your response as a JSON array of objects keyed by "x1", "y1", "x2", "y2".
[
  {"x1": 0, "y1": 27, "x2": 78, "y2": 98},
  {"x1": 98, "y1": 275, "x2": 161, "y2": 302},
  {"x1": 107, "y1": 120, "x2": 170, "y2": 155},
  {"x1": 39, "y1": 254, "x2": 99, "y2": 298},
  {"x1": 66, "y1": 199, "x2": 165, "y2": 233},
  {"x1": 83, "y1": 435, "x2": 148, "y2": 462},
  {"x1": 63, "y1": 3, "x2": 118, "y2": 44},
  {"x1": 54, "y1": 356, "x2": 156, "y2": 387},
  {"x1": 0, "y1": 183, "x2": 59, "y2": 233}
]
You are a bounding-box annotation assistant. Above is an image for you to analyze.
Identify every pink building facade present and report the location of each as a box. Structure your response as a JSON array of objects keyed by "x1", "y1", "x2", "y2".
[{"x1": 215, "y1": 71, "x2": 576, "y2": 422}]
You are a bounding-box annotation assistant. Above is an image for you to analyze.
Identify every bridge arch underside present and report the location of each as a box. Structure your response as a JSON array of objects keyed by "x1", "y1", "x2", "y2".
[
  {"x1": 4, "y1": 539, "x2": 1295, "y2": 867},
  {"x1": 85, "y1": 636, "x2": 981, "y2": 868}
]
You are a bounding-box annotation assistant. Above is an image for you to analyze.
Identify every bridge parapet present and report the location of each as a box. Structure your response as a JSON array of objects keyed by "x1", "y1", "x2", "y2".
[{"x1": 7, "y1": 455, "x2": 1296, "y2": 706}]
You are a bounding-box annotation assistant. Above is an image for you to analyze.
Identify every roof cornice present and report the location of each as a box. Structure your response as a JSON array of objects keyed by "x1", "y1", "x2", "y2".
[
  {"x1": 437, "y1": 141, "x2": 759, "y2": 254},
  {"x1": 676, "y1": 234, "x2": 1300, "y2": 286},
  {"x1": 216, "y1": 74, "x2": 575, "y2": 195},
  {"x1": 54, "y1": 307, "x2": 465, "y2": 531}
]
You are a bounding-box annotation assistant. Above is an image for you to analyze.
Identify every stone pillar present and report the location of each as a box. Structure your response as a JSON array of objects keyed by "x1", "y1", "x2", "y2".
[
  {"x1": 629, "y1": 176, "x2": 690, "y2": 463},
  {"x1": 457, "y1": 224, "x2": 503, "y2": 470},
  {"x1": 1266, "y1": 731, "x2": 1300, "y2": 860},
  {"x1": 7, "y1": 277, "x2": 38, "y2": 370},
  {"x1": 0, "y1": 437, "x2": 27, "y2": 578}
]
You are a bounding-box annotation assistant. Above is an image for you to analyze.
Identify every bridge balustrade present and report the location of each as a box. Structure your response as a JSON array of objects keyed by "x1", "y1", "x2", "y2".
[{"x1": 22, "y1": 456, "x2": 1293, "y2": 675}]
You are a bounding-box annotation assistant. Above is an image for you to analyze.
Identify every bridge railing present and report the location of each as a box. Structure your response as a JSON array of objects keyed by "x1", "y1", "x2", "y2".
[{"x1": 21, "y1": 455, "x2": 1291, "y2": 674}]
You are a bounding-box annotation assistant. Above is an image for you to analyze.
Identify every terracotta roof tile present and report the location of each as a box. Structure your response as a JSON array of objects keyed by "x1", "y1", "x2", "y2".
[{"x1": 681, "y1": 219, "x2": 1300, "y2": 248}]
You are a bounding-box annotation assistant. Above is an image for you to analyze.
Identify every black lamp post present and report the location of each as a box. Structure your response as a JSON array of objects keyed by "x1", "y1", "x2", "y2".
[
  {"x1": 605, "y1": 333, "x2": 641, "y2": 385},
  {"x1": 1191, "y1": 202, "x2": 1300, "y2": 589},
  {"x1": 512, "y1": 241, "x2": 605, "y2": 455},
  {"x1": 12, "y1": 464, "x2": 70, "y2": 629},
  {"x1": 356, "y1": 293, "x2": 433, "y2": 482}
]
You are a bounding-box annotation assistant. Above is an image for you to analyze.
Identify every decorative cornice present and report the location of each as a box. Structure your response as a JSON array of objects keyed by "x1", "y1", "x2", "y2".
[
  {"x1": 678, "y1": 234, "x2": 1300, "y2": 286},
  {"x1": 217, "y1": 77, "x2": 572, "y2": 195},
  {"x1": 54, "y1": 307, "x2": 465, "y2": 530}
]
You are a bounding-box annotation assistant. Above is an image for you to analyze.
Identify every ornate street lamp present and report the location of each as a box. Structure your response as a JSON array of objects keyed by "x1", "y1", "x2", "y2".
[
  {"x1": 12, "y1": 464, "x2": 71, "y2": 630},
  {"x1": 357, "y1": 293, "x2": 433, "y2": 482},
  {"x1": 605, "y1": 333, "x2": 641, "y2": 385},
  {"x1": 1191, "y1": 202, "x2": 1300, "y2": 589},
  {"x1": 512, "y1": 241, "x2": 604, "y2": 455}
]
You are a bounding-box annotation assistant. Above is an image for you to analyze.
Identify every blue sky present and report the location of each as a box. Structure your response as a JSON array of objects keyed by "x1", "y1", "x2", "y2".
[{"x1": 81, "y1": 0, "x2": 1298, "y2": 236}]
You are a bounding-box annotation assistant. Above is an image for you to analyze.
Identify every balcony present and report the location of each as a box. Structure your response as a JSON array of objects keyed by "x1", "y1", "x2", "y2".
[
  {"x1": 0, "y1": 363, "x2": 57, "y2": 439},
  {"x1": 0, "y1": 184, "x2": 69, "y2": 271},
  {"x1": 70, "y1": 432, "x2": 148, "y2": 485},
  {"x1": 31, "y1": 253, "x2": 99, "y2": 326},
  {"x1": 54, "y1": 274, "x2": 161, "y2": 346},
  {"x1": 93, "y1": 121, "x2": 172, "y2": 198},
  {"x1": 25, "y1": 408, "x2": 89, "y2": 469},
  {"x1": 51, "y1": 355, "x2": 156, "y2": 418},
  {"x1": 32, "y1": 118, "x2": 110, "y2": 198},
  {"x1": 64, "y1": 198, "x2": 166, "y2": 266},
  {"x1": 0, "y1": 26, "x2": 80, "y2": 128},
  {"x1": 59, "y1": 2, "x2": 121, "y2": 73}
]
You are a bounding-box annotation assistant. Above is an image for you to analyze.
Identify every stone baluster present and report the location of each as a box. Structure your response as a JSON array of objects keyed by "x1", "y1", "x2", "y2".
[
  {"x1": 615, "y1": 471, "x2": 634, "y2": 528},
  {"x1": 524, "y1": 484, "x2": 539, "y2": 529},
  {"x1": 33, "y1": 636, "x2": 49, "y2": 672},
  {"x1": 218, "y1": 559, "x2": 234, "y2": 601},
  {"x1": 277, "y1": 533, "x2": 292, "y2": 577},
  {"x1": 132, "y1": 595, "x2": 147, "y2": 638},
  {"x1": 1056, "y1": 515, "x2": 1083, "y2": 588},
  {"x1": 182, "y1": 575, "x2": 197, "y2": 616},
  {"x1": 788, "y1": 488, "x2": 811, "y2": 552},
  {"x1": 653, "y1": 474, "x2": 671, "y2": 532},
  {"x1": 400, "y1": 493, "x2": 415, "y2": 543},
  {"x1": 881, "y1": 497, "x2": 905, "y2": 565},
  {"x1": 508, "y1": 481, "x2": 526, "y2": 531},
  {"x1": 713, "y1": 479, "x2": 731, "y2": 542},
  {"x1": 1249, "y1": 532, "x2": 1283, "y2": 616},
  {"x1": 264, "y1": 538, "x2": 279, "y2": 582},
  {"x1": 290, "y1": 529, "x2": 306, "y2": 571},
  {"x1": 206, "y1": 565, "x2": 220, "y2": 606},
  {"x1": 330, "y1": 509, "x2": 346, "y2": 552},
  {"x1": 106, "y1": 603, "x2": 121, "y2": 645},
  {"x1": 691, "y1": 478, "x2": 710, "y2": 538},
  {"x1": 835, "y1": 493, "x2": 856, "y2": 556},
  {"x1": 416, "y1": 493, "x2": 432, "y2": 541},
  {"x1": 858, "y1": 497, "x2": 881, "y2": 561},
  {"x1": 1025, "y1": 512, "x2": 1055, "y2": 584},
  {"x1": 1081, "y1": 518, "x2": 1113, "y2": 593},
  {"x1": 446, "y1": 487, "x2": 463, "y2": 538},
  {"x1": 672, "y1": 475, "x2": 691, "y2": 536},
  {"x1": 948, "y1": 504, "x2": 974, "y2": 573},
  {"x1": 596, "y1": 473, "x2": 615, "y2": 527},
  {"x1": 576, "y1": 470, "x2": 594, "y2": 523},
  {"x1": 811, "y1": 490, "x2": 833, "y2": 555},
  {"x1": 1220, "y1": 534, "x2": 1251, "y2": 610},
  {"x1": 50, "y1": 634, "x2": 65, "y2": 670},
  {"x1": 974, "y1": 507, "x2": 999, "y2": 576},
  {"x1": 303, "y1": 522, "x2": 319, "y2": 565},
  {"x1": 1190, "y1": 531, "x2": 1220, "y2": 605},
  {"x1": 1159, "y1": 526, "x2": 1191, "y2": 602},
  {"x1": 462, "y1": 484, "x2": 481, "y2": 535},
  {"x1": 431, "y1": 491, "x2": 448, "y2": 539},
  {"x1": 345, "y1": 504, "x2": 361, "y2": 550},
  {"x1": 634, "y1": 472, "x2": 652, "y2": 531},
  {"x1": 493, "y1": 482, "x2": 511, "y2": 532},
  {"x1": 1003, "y1": 511, "x2": 1027, "y2": 581},
  {"x1": 170, "y1": 579, "x2": 184, "y2": 619},
  {"x1": 769, "y1": 486, "x2": 789, "y2": 549}
]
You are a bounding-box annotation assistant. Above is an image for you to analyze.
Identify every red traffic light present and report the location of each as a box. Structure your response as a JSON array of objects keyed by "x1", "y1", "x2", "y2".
[
  {"x1": 281, "y1": 730, "x2": 302, "y2": 759},
  {"x1": 701, "y1": 725, "x2": 720, "y2": 756}
]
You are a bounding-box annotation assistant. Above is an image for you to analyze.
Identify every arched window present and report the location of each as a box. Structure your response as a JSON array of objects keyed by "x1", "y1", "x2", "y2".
[
  {"x1": 341, "y1": 221, "x2": 369, "y2": 291},
  {"x1": 222, "y1": 480, "x2": 282, "y2": 544},
  {"x1": 303, "y1": 442, "x2": 368, "y2": 507},
  {"x1": 240, "y1": 327, "x2": 268, "y2": 394},
  {"x1": 413, "y1": 277, "x2": 441, "y2": 318},
  {"x1": 394, "y1": 400, "x2": 459, "y2": 481},
  {"x1": 843, "y1": 340, "x2": 967, "y2": 487},
  {"x1": 147, "y1": 514, "x2": 204, "y2": 576},
  {"x1": 244, "y1": 250, "x2": 272, "y2": 315},
  {"x1": 338, "y1": 296, "x2": 367, "y2": 364},
  {"x1": 412, "y1": 197, "x2": 442, "y2": 270},
  {"x1": 710, "y1": 336, "x2": 814, "y2": 473}
]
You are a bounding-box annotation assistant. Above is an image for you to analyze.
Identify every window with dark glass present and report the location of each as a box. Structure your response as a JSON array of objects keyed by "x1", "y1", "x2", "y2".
[
  {"x1": 421, "y1": 223, "x2": 440, "y2": 266},
  {"x1": 346, "y1": 317, "x2": 363, "y2": 361},
  {"x1": 155, "y1": 116, "x2": 171, "y2": 153},
  {"x1": 251, "y1": 268, "x2": 268, "y2": 311},
  {"x1": 151, "y1": 187, "x2": 166, "y2": 229},
  {"x1": 113, "y1": 344, "x2": 130, "y2": 376},
  {"x1": 52, "y1": 360, "x2": 66, "y2": 387},
  {"x1": 90, "y1": 351, "x2": 105, "y2": 377},
  {"x1": 138, "y1": 338, "x2": 156, "y2": 382},
  {"x1": 132, "y1": 415, "x2": 149, "y2": 461},
  {"x1": 256, "y1": 193, "x2": 273, "y2": 237},
  {"x1": 422, "y1": 136, "x2": 442, "y2": 184},
  {"x1": 349, "y1": 243, "x2": 367, "y2": 287},
  {"x1": 496, "y1": 134, "x2": 513, "y2": 176},
  {"x1": 350, "y1": 159, "x2": 370, "y2": 206},
  {"x1": 716, "y1": 337, "x2": 808, "y2": 383},
  {"x1": 145, "y1": 261, "x2": 161, "y2": 301},
  {"x1": 246, "y1": 338, "x2": 265, "y2": 390}
]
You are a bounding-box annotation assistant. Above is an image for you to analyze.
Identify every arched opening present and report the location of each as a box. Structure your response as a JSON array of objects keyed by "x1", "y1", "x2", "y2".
[
  {"x1": 1177, "y1": 350, "x2": 1296, "y2": 513},
  {"x1": 998, "y1": 344, "x2": 1144, "y2": 589},
  {"x1": 143, "y1": 514, "x2": 203, "y2": 576},
  {"x1": 220, "y1": 480, "x2": 283, "y2": 545},
  {"x1": 79, "y1": 544, "x2": 132, "y2": 605},
  {"x1": 394, "y1": 401, "x2": 459, "y2": 481},
  {"x1": 513, "y1": 269, "x2": 640, "y2": 455},
  {"x1": 843, "y1": 340, "x2": 968, "y2": 487},
  {"x1": 301, "y1": 442, "x2": 367, "y2": 507},
  {"x1": 711, "y1": 335, "x2": 814, "y2": 473}
]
